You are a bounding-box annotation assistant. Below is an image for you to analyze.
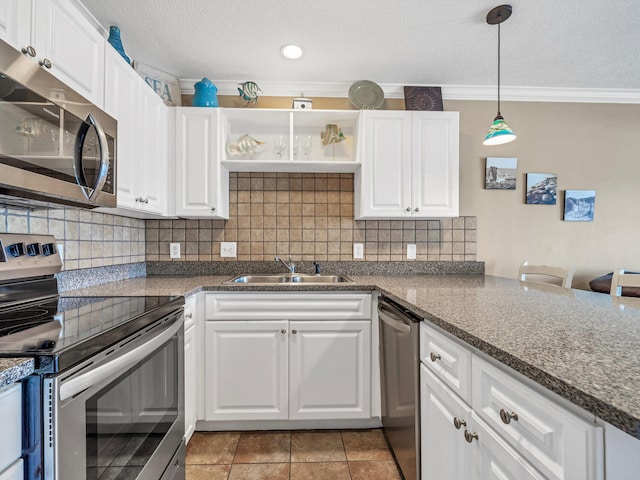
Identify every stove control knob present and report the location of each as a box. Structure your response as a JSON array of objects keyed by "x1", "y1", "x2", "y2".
[
  {"x1": 8, "y1": 243, "x2": 26, "y2": 257},
  {"x1": 42, "y1": 243, "x2": 57, "y2": 256},
  {"x1": 27, "y1": 243, "x2": 42, "y2": 256}
]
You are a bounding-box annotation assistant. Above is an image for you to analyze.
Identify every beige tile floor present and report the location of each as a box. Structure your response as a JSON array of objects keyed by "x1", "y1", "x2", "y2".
[{"x1": 186, "y1": 429, "x2": 402, "y2": 480}]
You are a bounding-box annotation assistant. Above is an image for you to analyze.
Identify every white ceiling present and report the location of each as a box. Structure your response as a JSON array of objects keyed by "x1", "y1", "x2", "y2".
[{"x1": 79, "y1": 0, "x2": 640, "y2": 101}]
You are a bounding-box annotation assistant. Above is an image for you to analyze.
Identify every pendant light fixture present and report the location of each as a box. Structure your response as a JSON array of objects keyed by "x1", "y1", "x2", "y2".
[{"x1": 483, "y1": 4, "x2": 516, "y2": 146}]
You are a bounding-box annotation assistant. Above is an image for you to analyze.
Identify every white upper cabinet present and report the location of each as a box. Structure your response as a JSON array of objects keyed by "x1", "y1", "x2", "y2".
[
  {"x1": 174, "y1": 107, "x2": 229, "y2": 219},
  {"x1": 220, "y1": 108, "x2": 360, "y2": 173},
  {"x1": 104, "y1": 46, "x2": 171, "y2": 217},
  {"x1": 356, "y1": 110, "x2": 459, "y2": 219},
  {"x1": 1, "y1": 0, "x2": 106, "y2": 107}
]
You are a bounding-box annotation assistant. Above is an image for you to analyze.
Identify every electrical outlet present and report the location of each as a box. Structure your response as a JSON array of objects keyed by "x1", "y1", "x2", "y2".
[
  {"x1": 407, "y1": 244, "x2": 417, "y2": 260},
  {"x1": 220, "y1": 241, "x2": 237, "y2": 258},
  {"x1": 353, "y1": 243, "x2": 364, "y2": 259},
  {"x1": 169, "y1": 243, "x2": 180, "y2": 259}
]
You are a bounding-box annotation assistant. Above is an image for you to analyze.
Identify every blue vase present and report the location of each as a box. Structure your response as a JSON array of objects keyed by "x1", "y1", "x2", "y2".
[
  {"x1": 108, "y1": 26, "x2": 131, "y2": 65},
  {"x1": 192, "y1": 78, "x2": 219, "y2": 107}
]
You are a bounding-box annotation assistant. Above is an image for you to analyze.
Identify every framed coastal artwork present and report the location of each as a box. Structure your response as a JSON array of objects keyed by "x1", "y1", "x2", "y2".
[
  {"x1": 526, "y1": 173, "x2": 557, "y2": 205},
  {"x1": 485, "y1": 157, "x2": 517, "y2": 190},
  {"x1": 564, "y1": 190, "x2": 596, "y2": 221}
]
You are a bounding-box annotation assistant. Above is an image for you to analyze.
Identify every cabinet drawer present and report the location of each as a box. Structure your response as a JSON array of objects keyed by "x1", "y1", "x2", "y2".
[
  {"x1": 0, "y1": 383, "x2": 21, "y2": 473},
  {"x1": 206, "y1": 293, "x2": 371, "y2": 320},
  {"x1": 420, "y1": 322, "x2": 471, "y2": 401},
  {"x1": 472, "y1": 355, "x2": 603, "y2": 480}
]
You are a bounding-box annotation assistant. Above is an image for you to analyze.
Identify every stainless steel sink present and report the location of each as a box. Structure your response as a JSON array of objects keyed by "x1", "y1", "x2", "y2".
[{"x1": 223, "y1": 274, "x2": 353, "y2": 285}]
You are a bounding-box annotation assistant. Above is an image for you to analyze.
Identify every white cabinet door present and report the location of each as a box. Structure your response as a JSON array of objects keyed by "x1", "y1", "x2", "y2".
[
  {"x1": 420, "y1": 365, "x2": 471, "y2": 480},
  {"x1": 104, "y1": 46, "x2": 139, "y2": 210},
  {"x1": 0, "y1": 0, "x2": 30, "y2": 49},
  {"x1": 138, "y1": 87, "x2": 168, "y2": 214},
  {"x1": 356, "y1": 110, "x2": 459, "y2": 219},
  {"x1": 468, "y1": 412, "x2": 547, "y2": 480},
  {"x1": 411, "y1": 112, "x2": 459, "y2": 217},
  {"x1": 32, "y1": 0, "x2": 105, "y2": 107},
  {"x1": 204, "y1": 320, "x2": 288, "y2": 421},
  {"x1": 0, "y1": 384, "x2": 21, "y2": 474},
  {"x1": 356, "y1": 111, "x2": 412, "y2": 218},
  {"x1": 289, "y1": 320, "x2": 371, "y2": 420},
  {"x1": 184, "y1": 323, "x2": 196, "y2": 443},
  {"x1": 175, "y1": 107, "x2": 229, "y2": 218}
]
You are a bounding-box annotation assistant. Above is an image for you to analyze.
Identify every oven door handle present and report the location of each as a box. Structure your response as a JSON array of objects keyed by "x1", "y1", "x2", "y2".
[{"x1": 59, "y1": 316, "x2": 181, "y2": 401}]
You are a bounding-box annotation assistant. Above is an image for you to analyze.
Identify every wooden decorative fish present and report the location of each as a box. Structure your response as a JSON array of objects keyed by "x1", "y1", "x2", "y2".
[
  {"x1": 238, "y1": 81, "x2": 262, "y2": 105},
  {"x1": 226, "y1": 134, "x2": 264, "y2": 155}
]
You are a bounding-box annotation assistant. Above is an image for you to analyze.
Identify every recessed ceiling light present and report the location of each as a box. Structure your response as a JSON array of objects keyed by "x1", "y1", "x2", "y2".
[{"x1": 280, "y1": 44, "x2": 304, "y2": 60}]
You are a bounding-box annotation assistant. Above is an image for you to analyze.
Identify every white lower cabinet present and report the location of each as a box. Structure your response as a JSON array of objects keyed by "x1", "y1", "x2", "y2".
[
  {"x1": 184, "y1": 293, "x2": 202, "y2": 444},
  {"x1": 0, "y1": 383, "x2": 21, "y2": 479},
  {"x1": 420, "y1": 322, "x2": 603, "y2": 480},
  {"x1": 203, "y1": 293, "x2": 372, "y2": 423}
]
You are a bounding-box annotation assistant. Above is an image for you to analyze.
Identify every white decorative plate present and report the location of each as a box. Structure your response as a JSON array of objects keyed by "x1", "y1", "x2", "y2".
[{"x1": 348, "y1": 80, "x2": 384, "y2": 109}]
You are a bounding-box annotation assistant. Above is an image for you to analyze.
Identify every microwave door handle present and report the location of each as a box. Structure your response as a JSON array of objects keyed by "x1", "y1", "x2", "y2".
[{"x1": 73, "y1": 114, "x2": 110, "y2": 202}]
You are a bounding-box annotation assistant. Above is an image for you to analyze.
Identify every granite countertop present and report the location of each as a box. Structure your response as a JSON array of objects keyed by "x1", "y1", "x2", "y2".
[
  {"x1": 0, "y1": 358, "x2": 35, "y2": 390},
  {"x1": 60, "y1": 273, "x2": 640, "y2": 439}
]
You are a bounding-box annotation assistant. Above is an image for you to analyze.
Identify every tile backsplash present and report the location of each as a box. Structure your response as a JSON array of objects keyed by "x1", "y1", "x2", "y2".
[
  {"x1": 145, "y1": 173, "x2": 477, "y2": 262},
  {"x1": 0, "y1": 207, "x2": 146, "y2": 270}
]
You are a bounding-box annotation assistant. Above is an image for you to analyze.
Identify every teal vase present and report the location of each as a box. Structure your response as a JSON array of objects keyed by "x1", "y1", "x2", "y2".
[
  {"x1": 192, "y1": 78, "x2": 219, "y2": 107},
  {"x1": 108, "y1": 26, "x2": 131, "y2": 65}
]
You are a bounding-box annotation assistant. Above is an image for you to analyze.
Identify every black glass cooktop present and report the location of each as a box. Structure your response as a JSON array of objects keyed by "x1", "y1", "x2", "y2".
[{"x1": 0, "y1": 295, "x2": 183, "y2": 372}]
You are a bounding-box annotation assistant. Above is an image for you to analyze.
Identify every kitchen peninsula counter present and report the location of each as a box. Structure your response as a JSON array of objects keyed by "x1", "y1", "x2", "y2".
[
  {"x1": 0, "y1": 358, "x2": 34, "y2": 389},
  {"x1": 62, "y1": 274, "x2": 640, "y2": 439}
]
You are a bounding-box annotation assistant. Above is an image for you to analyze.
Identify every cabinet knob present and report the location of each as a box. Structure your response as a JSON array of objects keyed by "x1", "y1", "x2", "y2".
[
  {"x1": 453, "y1": 417, "x2": 466, "y2": 430},
  {"x1": 39, "y1": 58, "x2": 52, "y2": 69},
  {"x1": 291, "y1": 329, "x2": 298, "y2": 335},
  {"x1": 499, "y1": 408, "x2": 519, "y2": 425},
  {"x1": 429, "y1": 352, "x2": 441, "y2": 362},
  {"x1": 21, "y1": 45, "x2": 36, "y2": 57},
  {"x1": 464, "y1": 430, "x2": 479, "y2": 443},
  {"x1": 281, "y1": 329, "x2": 287, "y2": 334},
  {"x1": 211, "y1": 207, "x2": 216, "y2": 212},
  {"x1": 143, "y1": 197, "x2": 149, "y2": 204},
  {"x1": 406, "y1": 207, "x2": 411, "y2": 212},
  {"x1": 185, "y1": 312, "x2": 193, "y2": 319},
  {"x1": 414, "y1": 207, "x2": 420, "y2": 212}
]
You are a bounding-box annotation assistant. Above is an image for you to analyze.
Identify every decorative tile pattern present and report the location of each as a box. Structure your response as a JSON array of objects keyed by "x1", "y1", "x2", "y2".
[{"x1": 145, "y1": 172, "x2": 477, "y2": 263}]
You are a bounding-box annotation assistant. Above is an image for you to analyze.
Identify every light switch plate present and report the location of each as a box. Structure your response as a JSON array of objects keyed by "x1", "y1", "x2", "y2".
[
  {"x1": 221, "y1": 242, "x2": 237, "y2": 258},
  {"x1": 353, "y1": 243, "x2": 364, "y2": 259},
  {"x1": 169, "y1": 243, "x2": 180, "y2": 259},
  {"x1": 407, "y1": 244, "x2": 417, "y2": 260}
]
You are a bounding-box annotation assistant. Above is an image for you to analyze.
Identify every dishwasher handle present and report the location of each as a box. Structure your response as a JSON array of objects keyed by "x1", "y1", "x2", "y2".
[{"x1": 379, "y1": 302, "x2": 412, "y2": 334}]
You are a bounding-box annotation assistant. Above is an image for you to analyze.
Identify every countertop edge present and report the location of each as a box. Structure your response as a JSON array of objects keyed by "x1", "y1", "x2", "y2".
[{"x1": 0, "y1": 358, "x2": 35, "y2": 389}]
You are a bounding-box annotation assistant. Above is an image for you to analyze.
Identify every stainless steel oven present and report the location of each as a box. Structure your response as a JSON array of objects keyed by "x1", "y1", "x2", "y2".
[
  {"x1": 0, "y1": 233, "x2": 185, "y2": 480},
  {"x1": 45, "y1": 309, "x2": 184, "y2": 480},
  {"x1": 0, "y1": 38, "x2": 116, "y2": 210}
]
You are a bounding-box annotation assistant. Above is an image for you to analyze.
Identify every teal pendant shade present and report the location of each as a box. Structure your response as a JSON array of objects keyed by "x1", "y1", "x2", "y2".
[
  {"x1": 107, "y1": 26, "x2": 131, "y2": 65},
  {"x1": 483, "y1": 115, "x2": 516, "y2": 145}
]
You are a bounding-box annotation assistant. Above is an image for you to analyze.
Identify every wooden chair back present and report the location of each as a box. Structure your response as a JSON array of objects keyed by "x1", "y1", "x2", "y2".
[
  {"x1": 518, "y1": 261, "x2": 575, "y2": 289},
  {"x1": 610, "y1": 269, "x2": 640, "y2": 296}
]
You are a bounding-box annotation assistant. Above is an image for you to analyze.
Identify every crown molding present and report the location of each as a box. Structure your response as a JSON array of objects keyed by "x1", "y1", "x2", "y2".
[{"x1": 180, "y1": 79, "x2": 640, "y2": 104}]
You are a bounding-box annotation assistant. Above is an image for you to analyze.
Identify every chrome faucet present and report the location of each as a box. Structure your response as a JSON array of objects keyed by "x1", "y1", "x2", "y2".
[{"x1": 274, "y1": 256, "x2": 295, "y2": 274}]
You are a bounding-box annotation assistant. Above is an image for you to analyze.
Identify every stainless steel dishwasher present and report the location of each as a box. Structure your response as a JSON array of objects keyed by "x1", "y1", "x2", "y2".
[{"x1": 379, "y1": 297, "x2": 422, "y2": 480}]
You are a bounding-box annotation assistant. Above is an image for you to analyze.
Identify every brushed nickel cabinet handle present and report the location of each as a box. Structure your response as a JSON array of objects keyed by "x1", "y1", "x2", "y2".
[
  {"x1": 21, "y1": 45, "x2": 36, "y2": 57},
  {"x1": 453, "y1": 417, "x2": 466, "y2": 430},
  {"x1": 39, "y1": 58, "x2": 52, "y2": 69},
  {"x1": 211, "y1": 207, "x2": 216, "y2": 212},
  {"x1": 499, "y1": 409, "x2": 519, "y2": 424},
  {"x1": 414, "y1": 207, "x2": 420, "y2": 212},
  {"x1": 291, "y1": 329, "x2": 298, "y2": 334},
  {"x1": 280, "y1": 329, "x2": 287, "y2": 334},
  {"x1": 185, "y1": 313, "x2": 192, "y2": 319},
  {"x1": 464, "y1": 430, "x2": 479, "y2": 443},
  {"x1": 406, "y1": 207, "x2": 411, "y2": 212},
  {"x1": 430, "y1": 352, "x2": 441, "y2": 362}
]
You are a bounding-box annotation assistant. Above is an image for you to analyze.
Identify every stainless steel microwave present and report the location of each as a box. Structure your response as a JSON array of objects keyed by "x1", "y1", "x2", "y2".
[{"x1": 0, "y1": 38, "x2": 117, "y2": 209}]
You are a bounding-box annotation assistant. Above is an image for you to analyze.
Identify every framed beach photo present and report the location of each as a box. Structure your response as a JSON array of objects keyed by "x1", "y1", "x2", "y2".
[
  {"x1": 485, "y1": 157, "x2": 517, "y2": 190},
  {"x1": 526, "y1": 173, "x2": 557, "y2": 205},
  {"x1": 564, "y1": 190, "x2": 596, "y2": 221}
]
